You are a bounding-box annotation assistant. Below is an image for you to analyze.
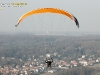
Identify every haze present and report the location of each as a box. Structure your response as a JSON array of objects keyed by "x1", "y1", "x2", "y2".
[{"x1": 0, "y1": 0, "x2": 100, "y2": 35}]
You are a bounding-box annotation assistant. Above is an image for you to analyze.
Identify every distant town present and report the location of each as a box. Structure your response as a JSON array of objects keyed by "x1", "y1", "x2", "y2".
[{"x1": 0, "y1": 53, "x2": 100, "y2": 75}]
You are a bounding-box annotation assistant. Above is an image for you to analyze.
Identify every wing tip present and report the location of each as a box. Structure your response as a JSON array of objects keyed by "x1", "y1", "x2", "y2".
[
  {"x1": 73, "y1": 16, "x2": 79, "y2": 28},
  {"x1": 15, "y1": 24, "x2": 17, "y2": 27}
]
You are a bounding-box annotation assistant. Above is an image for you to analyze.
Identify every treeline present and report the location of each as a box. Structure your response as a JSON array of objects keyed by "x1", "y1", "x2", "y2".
[{"x1": 0, "y1": 34, "x2": 100, "y2": 59}]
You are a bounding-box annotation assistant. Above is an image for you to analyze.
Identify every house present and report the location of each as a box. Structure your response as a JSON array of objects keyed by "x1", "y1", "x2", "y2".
[
  {"x1": 47, "y1": 69, "x2": 57, "y2": 73},
  {"x1": 71, "y1": 61, "x2": 78, "y2": 66},
  {"x1": 83, "y1": 60, "x2": 88, "y2": 66},
  {"x1": 22, "y1": 66, "x2": 29, "y2": 71},
  {"x1": 88, "y1": 58, "x2": 93, "y2": 61},
  {"x1": 82, "y1": 55, "x2": 85, "y2": 58},
  {"x1": 88, "y1": 60, "x2": 95, "y2": 66},
  {"x1": 10, "y1": 69, "x2": 19, "y2": 75},
  {"x1": 96, "y1": 59, "x2": 99, "y2": 63},
  {"x1": 78, "y1": 58, "x2": 83, "y2": 61},
  {"x1": 79, "y1": 60, "x2": 88, "y2": 66},
  {"x1": 65, "y1": 63, "x2": 71, "y2": 69},
  {"x1": 97, "y1": 57, "x2": 100, "y2": 62}
]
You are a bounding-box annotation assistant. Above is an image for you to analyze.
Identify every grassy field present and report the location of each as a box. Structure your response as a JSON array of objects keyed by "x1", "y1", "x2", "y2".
[
  {"x1": 93, "y1": 63, "x2": 100, "y2": 67},
  {"x1": 40, "y1": 73, "x2": 53, "y2": 75}
]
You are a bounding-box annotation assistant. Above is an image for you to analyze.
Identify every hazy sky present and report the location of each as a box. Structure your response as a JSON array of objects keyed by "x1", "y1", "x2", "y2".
[{"x1": 0, "y1": 0, "x2": 100, "y2": 34}]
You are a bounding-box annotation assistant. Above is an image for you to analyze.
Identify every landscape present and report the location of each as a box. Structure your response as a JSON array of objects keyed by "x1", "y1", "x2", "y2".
[
  {"x1": 0, "y1": 0, "x2": 100, "y2": 75},
  {"x1": 0, "y1": 33, "x2": 100, "y2": 75}
]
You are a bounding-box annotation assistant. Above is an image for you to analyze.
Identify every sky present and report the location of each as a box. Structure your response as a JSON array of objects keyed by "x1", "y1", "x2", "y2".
[{"x1": 0, "y1": 0, "x2": 100, "y2": 34}]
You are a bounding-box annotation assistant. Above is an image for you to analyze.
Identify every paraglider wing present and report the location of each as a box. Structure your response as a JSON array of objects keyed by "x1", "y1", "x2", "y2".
[
  {"x1": 73, "y1": 15, "x2": 79, "y2": 28},
  {"x1": 15, "y1": 8, "x2": 79, "y2": 28}
]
